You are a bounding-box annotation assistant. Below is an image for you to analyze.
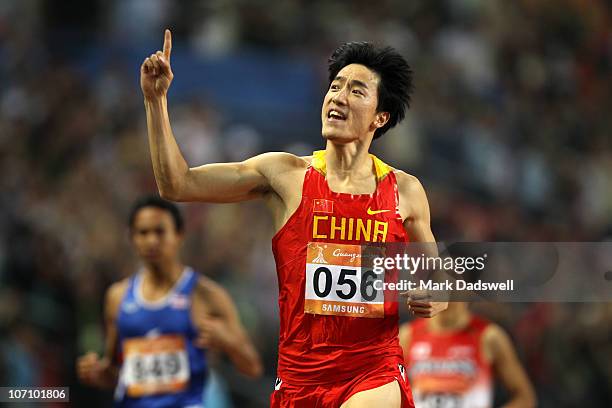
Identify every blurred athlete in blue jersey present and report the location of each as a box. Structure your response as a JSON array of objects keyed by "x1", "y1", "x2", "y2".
[{"x1": 77, "y1": 195, "x2": 262, "y2": 407}]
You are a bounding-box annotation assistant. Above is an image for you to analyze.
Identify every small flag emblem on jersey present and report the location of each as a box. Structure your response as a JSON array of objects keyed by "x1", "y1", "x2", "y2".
[
  {"x1": 313, "y1": 199, "x2": 334, "y2": 213},
  {"x1": 170, "y1": 294, "x2": 189, "y2": 309}
]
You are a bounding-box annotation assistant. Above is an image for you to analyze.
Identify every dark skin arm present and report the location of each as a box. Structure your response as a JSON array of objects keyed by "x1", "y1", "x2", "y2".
[
  {"x1": 191, "y1": 276, "x2": 263, "y2": 378},
  {"x1": 76, "y1": 280, "x2": 127, "y2": 389}
]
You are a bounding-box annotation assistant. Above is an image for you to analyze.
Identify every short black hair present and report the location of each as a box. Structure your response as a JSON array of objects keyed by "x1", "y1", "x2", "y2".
[
  {"x1": 328, "y1": 42, "x2": 413, "y2": 139},
  {"x1": 128, "y1": 195, "x2": 184, "y2": 232}
]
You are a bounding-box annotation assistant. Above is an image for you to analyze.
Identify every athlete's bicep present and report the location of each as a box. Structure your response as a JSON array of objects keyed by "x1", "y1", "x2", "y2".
[
  {"x1": 104, "y1": 281, "x2": 128, "y2": 365},
  {"x1": 484, "y1": 325, "x2": 535, "y2": 403},
  {"x1": 403, "y1": 217, "x2": 435, "y2": 244},
  {"x1": 398, "y1": 173, "x2": 437, "y2": 246},
  {"x1": 197, "y1": 278, "x2": 241, "y2": 326},
  {"x1": 177, "y1": 152, "x2": 298, "y2": 203},
  {"x1": 181, "y1": 162, "x2": 266, "y2": 203}
]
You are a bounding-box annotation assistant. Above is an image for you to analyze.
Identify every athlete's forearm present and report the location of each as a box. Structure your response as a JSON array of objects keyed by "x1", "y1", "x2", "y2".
[
  {"x1": 223, "y1": 334, "x2": 263, "y2": 378},
  {"x1": 91, "y1": 358, "x2": 119, "y2": 390},
  {"x1": 145, "y1": 97, "x2": 190, "y2": 201},
  {"x1": 499, "y1": 377, "x2": 536, "y2": 408},
  {"x1": 100, "y1": 364, "x2": 119, "y2": 389},
  {"x1": 500, "y1": 393, "x2": 536, "y2": 408}
]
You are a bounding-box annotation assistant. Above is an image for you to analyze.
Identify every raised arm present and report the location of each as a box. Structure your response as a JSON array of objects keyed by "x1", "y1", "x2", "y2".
[{"x1": 141, "y1": 29, "x2": 284, "y2": 203}]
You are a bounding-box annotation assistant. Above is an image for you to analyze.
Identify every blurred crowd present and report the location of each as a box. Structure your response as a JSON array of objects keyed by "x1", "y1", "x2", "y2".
[{"x1": 0, "y1": 0, "x2": 610, "y2": 407}]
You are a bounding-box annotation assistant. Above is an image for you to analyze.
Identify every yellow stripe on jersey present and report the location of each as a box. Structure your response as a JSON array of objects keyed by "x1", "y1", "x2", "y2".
[
  {"x1": 371, "y1": 154, "x2": 393, "y2": 181},
  {"x1": 311, "y1": 150, "x2": 394, "y2": 181},
  {"x1": 312, "y1": 150, "x2": 327, "y2": 175}
]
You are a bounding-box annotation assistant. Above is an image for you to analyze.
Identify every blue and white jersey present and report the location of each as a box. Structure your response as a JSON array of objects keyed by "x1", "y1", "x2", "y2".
[{"x1": 115, "y1": 267, "x2": 207, "y2": 408}]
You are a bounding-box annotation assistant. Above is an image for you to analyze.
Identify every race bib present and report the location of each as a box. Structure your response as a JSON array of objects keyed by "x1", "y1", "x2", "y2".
[
  {"x1": 304, "y1": 242, "x2": 384, "y2": 318},
  {"x1": 123, "y1": 334, "x2": 190, "y2": 397}
]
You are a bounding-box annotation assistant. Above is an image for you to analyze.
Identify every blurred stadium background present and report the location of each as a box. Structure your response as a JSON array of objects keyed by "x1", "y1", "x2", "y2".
[{"x1": 0, "y1": 0, "x2": 611, "y2": 407}]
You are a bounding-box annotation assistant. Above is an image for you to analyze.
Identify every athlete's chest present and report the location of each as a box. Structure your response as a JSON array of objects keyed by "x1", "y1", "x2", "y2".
[
  {"x1": 118, "y1": 297, "x2": 194, "y2": 338},
  {"x1": 307, "y1": 197, "x2": 399, "y2": 243},
  {"x1": 304, "y1": 172, "x2": 403, "y2": 244},
  {"x1": 325, "y1": 173, "x2": 378, "y2": 196},
  {"x1": 409, "y1": 339, "x2": 483, "y2": 389}
]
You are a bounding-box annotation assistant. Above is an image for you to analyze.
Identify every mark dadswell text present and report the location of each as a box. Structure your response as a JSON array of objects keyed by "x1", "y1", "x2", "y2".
[
  {"x1": 377, "y1": 279, "x2": 515, "y2": 292},
  {"x1": 421, "y1": 279, "x2": 514, "y2": 291}
]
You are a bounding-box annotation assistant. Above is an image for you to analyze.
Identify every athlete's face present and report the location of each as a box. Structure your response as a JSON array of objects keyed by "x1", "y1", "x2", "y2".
[
  {"x1": 130, "y1": 207, "x2": 182, "y2": 266},
  {"x1": 321, "y1": 64, "x2": 389, "y2": 143}
]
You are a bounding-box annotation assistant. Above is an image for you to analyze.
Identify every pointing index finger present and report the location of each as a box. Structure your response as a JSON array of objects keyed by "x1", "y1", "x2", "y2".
[{"x1": 163, "y1": 29, "x2": 172, "y2": 60}]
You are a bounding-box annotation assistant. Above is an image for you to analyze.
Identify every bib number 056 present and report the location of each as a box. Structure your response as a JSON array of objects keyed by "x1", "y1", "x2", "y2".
[{"x1": 312, "y1": 267, "x2": 378, "y2": 301}]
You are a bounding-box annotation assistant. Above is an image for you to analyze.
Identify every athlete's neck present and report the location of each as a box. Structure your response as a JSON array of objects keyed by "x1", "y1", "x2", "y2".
[
  {"x1": 143, "y1": 261, "x2": 184, "y2": 289},
  {"x1": 324, "y1": 140, "x2": 372, "y2": 180},
  {"x1": 428, "y1": 304, "x2": 471, "y2": 332}
]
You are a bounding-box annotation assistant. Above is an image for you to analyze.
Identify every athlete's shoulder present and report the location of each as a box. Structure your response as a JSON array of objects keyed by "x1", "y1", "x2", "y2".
[
  {"x1": 248, "y1": 152, "x2": 309, "y2": 171},
  {"x1": 481, "y1": 322, "x2": 513, "y2": 363},
  {"x1": 193, "y1": 274, "x2": 235, "y2": 312},
  {"x1": 394, "y1": 170, "x2": 425, "y2": 195},
  {"x1": 394, "y1": 170, "x2": 430, "y2": 217},
  {"x1": 105, "y1": 278, "x2": 130, "y2": 319},
  {"x1": 193, "y1": 274, "x2": 222, "y2": 296},
  {"x1": 481, "y1": 322, "x2": 508, "y2": 344},
  {"x1": 107, "y1": 279, "x2": 130, "y2": 302}
]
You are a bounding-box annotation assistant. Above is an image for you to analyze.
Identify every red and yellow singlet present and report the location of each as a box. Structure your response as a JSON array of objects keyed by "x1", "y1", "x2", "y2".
[{"x1": 272, "y1": 150, "x2": 410, "y2": 385}]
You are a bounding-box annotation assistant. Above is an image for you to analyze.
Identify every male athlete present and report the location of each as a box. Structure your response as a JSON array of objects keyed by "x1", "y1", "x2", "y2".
[
  {"x1": 77, "y1": 196, "x2": 262, "y2": 407},
  {"x1": 400, "y1": 302, "x2": 536, "y2": 408},
  {"x1": 141, "y1": 29, "x2": 448, "y2": 407}
]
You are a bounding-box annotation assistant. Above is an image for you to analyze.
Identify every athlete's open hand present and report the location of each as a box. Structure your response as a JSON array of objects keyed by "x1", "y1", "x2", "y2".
[
  {"x1": 141, "y1": 29, "x2": 173, "y2": 101},
  {"x1": 76, "y1": 352, "x2": 110, "y2": 388}
]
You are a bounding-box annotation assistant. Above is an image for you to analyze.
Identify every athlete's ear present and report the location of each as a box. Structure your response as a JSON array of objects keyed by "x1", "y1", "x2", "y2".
[{"x1": 374, "y1": 111, "x2": 390, "y2": 129}]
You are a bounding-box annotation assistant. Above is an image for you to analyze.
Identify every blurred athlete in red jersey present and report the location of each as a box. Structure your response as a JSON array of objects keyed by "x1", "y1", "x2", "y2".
[
  {"x1": 400, "y1": 302, "x2": 535, "y2": 408},
  {"x1": 141, "y1": 29, "x2": 447, "y2": 407}
]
